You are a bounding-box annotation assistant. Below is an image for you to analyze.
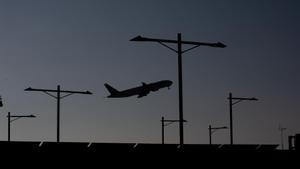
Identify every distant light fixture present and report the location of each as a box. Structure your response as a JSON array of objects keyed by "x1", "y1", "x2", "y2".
[
  {"x1": 24, "y1": 85, "x2": 92, "y2": 143},
  {"x1": 228, "y1": 92, "x2": 258, "y2": 145},
  {"x1": 208, "y1": 125, "x2": 228, "y2": 145},
  {"x1": 7, "y1": 112, "x2": 36, "y2": 142}
]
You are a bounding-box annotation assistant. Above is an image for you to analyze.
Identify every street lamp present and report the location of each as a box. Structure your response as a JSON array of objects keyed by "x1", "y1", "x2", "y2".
[
  {"x1": 131, "y1": 34, "x2": 226, "y2": 146},
  {"x1": 7, "y1": 112, "x2": 36, "y2": 142},
  {"x1": 25, "y1": 85, "x2": 92, "y2": 142},
  {"x1": 228, "y1": 92, "x2": 258, "y2": 144},
  {"x1": 161, "y1": 116, "x2": 187, "y2": 145},
  {"x1": 208, "y1": 125, "x2": 228, "y2": 145}
]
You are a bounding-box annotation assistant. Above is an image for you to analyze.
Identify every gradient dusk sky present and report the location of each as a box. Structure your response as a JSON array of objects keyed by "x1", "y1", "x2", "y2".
[{"x1": 0, "y1": 0, "x2": 299, "y2": 147}]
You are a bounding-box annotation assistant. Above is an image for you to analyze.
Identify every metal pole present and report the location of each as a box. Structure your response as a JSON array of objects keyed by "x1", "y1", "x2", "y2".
[
  {"x1": 8, "y1": 112, "x2": 10, "y2": 142},
  {"x1": 177, "y1": 33, "x2": 184, "y2": 146},
  {"x1": 57, "y1": 85, "x2": 60, "y2": 143},
  {"x1": 281, "y1": 130, "x2": 283, "y2": 150},
  {"x1": 229, "y1": 92, "x2": 233, "y2": 145},
  {"x1": 209, "y1": 125, "x2": 212, "y2": 145},
  {"x1": 162, "y1": 116, "x2": 164, "y2": 145}
]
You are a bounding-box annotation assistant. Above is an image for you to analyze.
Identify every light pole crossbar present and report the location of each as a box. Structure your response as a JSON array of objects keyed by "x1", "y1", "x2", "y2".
[
  {"x1": 209, "y1": 125, "x2": 228, "y2": 145},
  {"x1": 25, "y1": 85, "x2": 92, "y2": 142}
]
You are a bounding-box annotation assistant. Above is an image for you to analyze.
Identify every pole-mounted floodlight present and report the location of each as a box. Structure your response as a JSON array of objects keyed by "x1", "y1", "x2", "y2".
[
  {"x1": 25, "y1": 85, "x2": 92, "y2": 143},
  {"x1": 208, "y1": 125, "x2": 228, "y2": 145},
  {"x1": 131, "y1": 36, "x2": 226, "y2": 48},
  {"x1": 7, "y1": 112, "x2": 36, "y2": 142},
  {"x1": 161, "y1": 116, "x2": 187, "y2": 145},
  {"x1": 132, "y1": 34, "x2": 226, "y2": 146},
  {"x1": 228, "y1": 92, "x2": 258, "y2": 145}
]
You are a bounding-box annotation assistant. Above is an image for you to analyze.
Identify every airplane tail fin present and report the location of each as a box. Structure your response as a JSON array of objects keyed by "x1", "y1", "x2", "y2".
[{"x1": 104, "y1": 83, "x2": 120, "y2": 95}]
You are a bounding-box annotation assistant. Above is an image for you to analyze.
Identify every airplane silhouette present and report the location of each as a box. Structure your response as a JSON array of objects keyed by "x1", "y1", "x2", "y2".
[{"x1": 104, "y1": 80, "x2": 173, "y2": 98}]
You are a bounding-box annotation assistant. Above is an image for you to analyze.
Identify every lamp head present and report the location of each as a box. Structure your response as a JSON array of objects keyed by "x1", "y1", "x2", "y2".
[
  {"x1": 25, "y1": 87, "x2": 33, "y2": 91},
  {"x1": 130, "y1": 36, "x2": 148, "y2": 41},
  {"x1": 214, "y1": 42, "x2": 226, "y2": 48}
]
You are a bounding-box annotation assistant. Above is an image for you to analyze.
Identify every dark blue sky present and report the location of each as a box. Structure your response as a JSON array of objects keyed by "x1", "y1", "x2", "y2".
[{"x1": 0, "y1": 0, "x2": 299, "y2": 147}]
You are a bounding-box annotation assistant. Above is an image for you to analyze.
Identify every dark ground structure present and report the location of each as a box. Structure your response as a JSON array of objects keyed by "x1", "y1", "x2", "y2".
[
  {"x1": 0, "y1": 141, "x2": 282, "y2": 152},
  {"x1": 0, "y1": 141, "x2": 298, "y2": 167}
]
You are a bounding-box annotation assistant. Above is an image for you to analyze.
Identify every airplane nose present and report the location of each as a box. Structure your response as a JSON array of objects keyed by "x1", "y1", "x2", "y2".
[{"x1": 167, "y1": 80, "x2": 173, "y2": 89}]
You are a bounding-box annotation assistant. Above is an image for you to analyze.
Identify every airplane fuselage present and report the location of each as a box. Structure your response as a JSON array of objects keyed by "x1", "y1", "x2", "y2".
[{"x1": 105, "y1": 80, "x2": 172, "y2": 98}]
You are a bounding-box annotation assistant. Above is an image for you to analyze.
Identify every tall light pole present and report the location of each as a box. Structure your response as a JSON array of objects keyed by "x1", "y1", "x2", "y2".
[
  {"x1": 208, "y1": 125, "x2": 228, "y2": 145},
  {"x1": 131, "y1": 34, "x2": 226, "y2": 146},
  {"x1": 7, "y1": 112, "x2": 36, "y2": 142},
  {"x1": 161, "y1": 116, "x2": 187, "y2": 145},
  {"x1": 228, "y1": 92, "x2": 258, "y2": 145},
  {"x1": 25, "y1": 85, "x2": 92, "y2": 143}
]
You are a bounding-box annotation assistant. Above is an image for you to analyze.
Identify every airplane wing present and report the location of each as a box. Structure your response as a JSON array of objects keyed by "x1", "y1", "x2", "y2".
[
  {"x1": 137, "y1": 90, "x2": 150, "y2": 98},
  {"x1": 136, "y1": 82, "x2": 150, "y2": 98},
  {"x1": 150, "y1": 87, "x2": 159, "y2": 92}
]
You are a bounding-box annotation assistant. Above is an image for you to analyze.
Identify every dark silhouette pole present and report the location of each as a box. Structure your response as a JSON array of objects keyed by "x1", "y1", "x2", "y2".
[
  {"x1": 209, "y1": 125, "x2": 211, "y2": 145},
  {"x1": 8, "y1": 112, "x2": 10, "y2": 142},
  {"x1": 177, "y1": 34, "x2": 184, "y2": 146},
  {"x1": 131, "y1": 34, "x2": 226, "y2": 146},
  {"x1": 229, "y1": 93, "x2": 233, "y2": 145},
  {"x1": 57, "y1": 85, "x2": 60, "y2": 143},
  {"x1": 7, "y1": 112, "x2": 36, "y2": 142},
  {"x1": 228, "y1": 92, "x2": 258, "y2": 145},
  {"x1": 208, "y1": 125, "x2": 228, "y2": 145},
  {"x1": 25, "y1": 85, "x2": 92, "y2": 142},
  {"x1": 161, "y1": 116, "x2": 165, "y2": 144}
]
